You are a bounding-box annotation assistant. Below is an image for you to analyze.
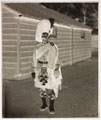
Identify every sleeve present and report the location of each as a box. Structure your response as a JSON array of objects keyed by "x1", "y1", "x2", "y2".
[{"x1": 55, "y1": 59, "x2": 62, "y2": 70}]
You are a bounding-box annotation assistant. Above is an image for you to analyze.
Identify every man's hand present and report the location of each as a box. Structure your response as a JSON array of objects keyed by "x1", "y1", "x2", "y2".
[
  {"x1": 31, "y1": 72, "x2": 35, "y2": 79},
  {"x1": 54, "y1": 69, "x2": 60, "y2": 78}
]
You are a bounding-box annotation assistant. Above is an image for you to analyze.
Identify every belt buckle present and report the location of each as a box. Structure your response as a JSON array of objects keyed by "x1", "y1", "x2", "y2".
[{"x1": 41, "y1": 67, "x2": 47, "y2": 73}]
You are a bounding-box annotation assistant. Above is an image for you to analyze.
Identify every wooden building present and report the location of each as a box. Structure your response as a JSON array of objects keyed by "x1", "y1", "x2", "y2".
[{"x1": 2, "y1": 3, "x2": 92, "y2": 80}]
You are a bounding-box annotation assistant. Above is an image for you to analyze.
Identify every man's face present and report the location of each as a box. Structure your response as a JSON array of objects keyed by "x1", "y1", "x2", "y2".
[{"x1": 42, "y1": 33, "x2": 48, "y2": 43}]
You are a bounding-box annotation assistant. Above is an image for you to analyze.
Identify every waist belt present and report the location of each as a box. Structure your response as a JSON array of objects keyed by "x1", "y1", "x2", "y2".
[{"x1": 38, "y1": 60, "x2": 48, "y2": 64}]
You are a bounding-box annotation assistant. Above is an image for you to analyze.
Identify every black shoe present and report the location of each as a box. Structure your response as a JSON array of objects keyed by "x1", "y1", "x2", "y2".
[
  {"x1": 40, "y1": 105, "x2": 48, "y2": 111},
  {"x1": 49, "y1": 108, "x2": 55, "y2": 114},
  {"x1": 49, "y1": 100, "x2": 55, "y2": 114},
  {"x1": 40, "y1": 97, "x2": 47, "y2": 111}
]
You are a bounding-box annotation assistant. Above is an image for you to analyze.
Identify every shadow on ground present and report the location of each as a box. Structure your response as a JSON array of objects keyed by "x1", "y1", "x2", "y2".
[{"x1": 3, "y1": 56, "x2": 98, "y2": 118}]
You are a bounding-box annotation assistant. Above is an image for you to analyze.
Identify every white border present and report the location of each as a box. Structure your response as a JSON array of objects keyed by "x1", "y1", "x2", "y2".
[
  {"x1": 0, "y1": 0, "x2": 100, "y2": 120},
  {"x1": 98, "y1": 0, "x2": 101, "y2": 118},
  {"x1": 0, "y1": 1, "x2": 2, "y2": 119},
  {"x1": 0, "y1": 0, "x2": 100, "y2": 3}
]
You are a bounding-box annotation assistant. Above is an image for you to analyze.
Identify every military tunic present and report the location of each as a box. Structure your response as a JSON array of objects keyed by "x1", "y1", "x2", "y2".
[{"x1": 32, "y1": 42, "x2": 62, "y2": 97}]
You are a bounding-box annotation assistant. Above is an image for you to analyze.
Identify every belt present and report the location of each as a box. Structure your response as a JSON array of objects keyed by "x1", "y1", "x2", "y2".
[{"x1": 38, "y1": 60, "x2": 48, "y2": 64}]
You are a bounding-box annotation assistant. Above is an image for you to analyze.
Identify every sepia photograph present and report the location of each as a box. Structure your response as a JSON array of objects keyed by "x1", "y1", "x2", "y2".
[{"x1": 1, "y1": 1, "x2": 98, "y2": 118}]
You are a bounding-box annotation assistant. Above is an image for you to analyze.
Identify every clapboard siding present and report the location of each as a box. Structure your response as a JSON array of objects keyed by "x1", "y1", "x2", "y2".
[
  {"x1": 73, "y1": 41, "x2": 91, "y2": 44},
  {"x1": 3, "y1": 46, "x2": 17, "y2": 51},
  {"x1": 20, "y1": 35, "x2": 35, "y2": 40},
  {"x1": 3, "y1": 17, "x2": 17, "y2": 23},
  {"x1": 59, "y1": 47, "x2": 71, "y2": 51},
  {"x1": 73, "y1": 47, "x2": 91, "y2": 51},
  {"x1": 3, "y1": 51, "x2": 17, "y2": 57},
  {"x1": 58, "y1": 34, "x2": 71, "y2": 38},
  {"x1": 51, "y1": 41, "x2": 71, "y2": 46},
  {"x1": 2, "y1": 12, "x2": 17, "y2": 17},
  {"x1": 3, "y1": 23, "x2": 18, "y2": 28},
  {"x1": 57, "y1": 32, "x2": 70, "y2": 35},
  {"x1": 59, "y1": 48, "x2": 71, "y2": 53},
  {"x1": 20, "y1": 41, "x2": 37, "y2": 46},
  {"x1": 3, "y1": 40, "x2": 17, "y2": 45},
  {"x1": 50, "y1": 27, "x2": 72, "y2": 65},
  {"x1": 2, "y1": 6, "x2": 19, "y2": 79},
  {"x1": 59, "y1": 50, "x2": 71, "y2": 55},
  {"x1": 72, "y1": 29, "x2": 91, "y2": 64},
  {"x1": 73, "y1": 44, "x2": 91, "y2": 48},
  {"x1": 62, "y1": 58, "x2": 71, "y2": 62},
  {"x1": 21, "y1": 46, "x2": 35, "y2": 51},
  {"x1": 3, "y1": 57, "x2": 17, "y2": 63},
  {"x1": 3, "y1": 68, "x2": 17, "y2": 74},
  {"x1": 55, "y1": 40, "x2": 71, "y2": 45},
  {"x1": 73, "y1": 56, "x2": 89, "y2": 61},
  {"x1": 2, "y1": 5, "x2": 92, "y2": 80},
  {"x1": 73, "y1": 45, "x2": 91, "y2": 49},
  {"x1": 3, "y1": 34, "x2": 18, "y2": 39},
  {"x1": 3, "y1": 29, "x2": 18, "y2": 34},
  {"x1": 73, "y1": 39, "x2": 91, "y2": 42},
  {"x1": 20, "y1": 23, "x2": 36, "y2": 30},
  {"x1": 60, "y1": 38, "x2": 71, "y2": 64},
  {"x1": 73, "y1": 52, "x2": 90, "y2": 57},
  {"x1": 20, "y1": 29, "x2": 35, "y2": 35},
  {"x1": 74, "y1": 53, "x2": 91, "y2": 58},
  {"x1": 21, "y1": 62, "x2": 31, "y2": 68},
  {"x1": 73, "y1": 55, "x2": 91, "y2": 60},
  {"x1": 73, "y1": 40, "x2": 91, "y2": 44},
  {"x1": 20, "y1": 20, "x2": 37, "y2": 77},
  {"x1": 57, "y1": 44, "x2": 71, "y2": 48},
  {"x1": 57, "y1": 32, "x2": 70, "y2": 37},
  {"x1": 21, "y1": 67, "x2": 31, "y2": 74},
  {"x1": 21, "y1": 57, "x2": 32, "y2": 63},
  {"x1": 57, "y1": 27, "x2": 70, "y2": 32},
  {"x1": 3, "y1": 62, "x2": 17, "y2": 68},
  {"x1": 21, "y1": 51, "x2": 33, "y2": 57},
  {"x1": 59, "y1": 54, "x2": 71, "y2": 60}
]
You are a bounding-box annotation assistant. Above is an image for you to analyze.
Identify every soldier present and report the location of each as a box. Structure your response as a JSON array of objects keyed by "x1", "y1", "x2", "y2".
[{"x1": 31, "y1": 18, "x2": 62, "y2": 114}]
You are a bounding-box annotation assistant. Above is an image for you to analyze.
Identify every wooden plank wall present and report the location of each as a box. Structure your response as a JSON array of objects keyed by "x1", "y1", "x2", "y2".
[
  {"x1": 2, "y1": 6, "x2": 19, "y2": 79},
  {"x1": 19, "y1": 19, "x2": 72, "y2": 79},
  {"x1": 2, "y1": 6, "x2": 92, "y2": 80},
  {"x1": 50, "y1": 26, "x2": 72, "y2": 66},
  {"x1": 19, "y1": 19, "x2": 37, "y2": 79},
  {"x1": 72, "y1": 29, "x2": 92, "y2": 63}
]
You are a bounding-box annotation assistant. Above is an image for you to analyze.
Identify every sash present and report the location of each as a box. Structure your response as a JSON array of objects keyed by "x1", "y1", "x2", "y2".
[
  {"x1": 36, "y1": 43, "x2": 58, "y2": 69},
  {"x1": 36, "y1": 44, "x2": 50, "y2": 59}
]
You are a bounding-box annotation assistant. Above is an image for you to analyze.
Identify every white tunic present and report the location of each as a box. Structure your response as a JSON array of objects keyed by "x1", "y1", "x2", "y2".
[{"x1": 32, "y1": 42, "x2": 62, "y2": 97}]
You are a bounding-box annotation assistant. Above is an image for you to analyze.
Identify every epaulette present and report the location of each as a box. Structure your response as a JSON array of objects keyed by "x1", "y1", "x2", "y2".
[{"x1": 50, "y1": 42, "x2": 54, "y2": 46}]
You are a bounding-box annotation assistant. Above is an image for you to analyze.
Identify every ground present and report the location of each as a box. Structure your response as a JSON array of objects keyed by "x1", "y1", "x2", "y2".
[{"x1": 3, "y1": 55, "x2": 98, "y2": 118}]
